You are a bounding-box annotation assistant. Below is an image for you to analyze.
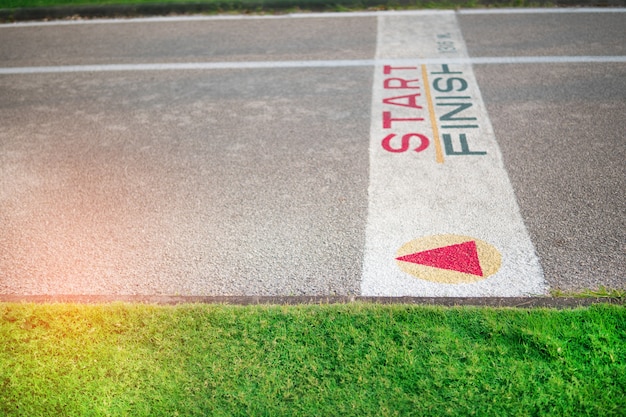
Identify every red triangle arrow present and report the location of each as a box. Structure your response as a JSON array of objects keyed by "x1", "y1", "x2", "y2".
[{"x1": 396, "y1": 241, "x2": 483, "y2": 276}]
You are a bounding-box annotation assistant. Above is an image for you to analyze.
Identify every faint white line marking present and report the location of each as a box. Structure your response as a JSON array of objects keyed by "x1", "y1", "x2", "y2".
[
  {"x1": 458, "y1": 7, "x2": 626, "y2": 14},
  {"x1": 0, "y1": 10, "x2": 453, "y2": 28},
  {"x1": 1, "y1": 56, "x2": 624, "y2": 75},
  {"x1": 0, "y1": 60, "x2": 378, "y2": 74},
  {"x1": 470, "y1": 56, "x2": 626, "y2": 64}
]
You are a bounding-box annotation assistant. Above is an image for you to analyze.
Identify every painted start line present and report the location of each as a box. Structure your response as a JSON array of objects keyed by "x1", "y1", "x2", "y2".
[{"x1": 361, "y1": 13, "x2": 545, "y2": 297}]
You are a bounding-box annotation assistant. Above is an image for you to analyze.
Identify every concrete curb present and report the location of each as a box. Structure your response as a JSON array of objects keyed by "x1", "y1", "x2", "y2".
[
  {"x1": 0, "y1": 294, "x2": 623, "y2": 308},
  {"x1": 1, "y1": 1, "x2": 624, "y2": 22}
]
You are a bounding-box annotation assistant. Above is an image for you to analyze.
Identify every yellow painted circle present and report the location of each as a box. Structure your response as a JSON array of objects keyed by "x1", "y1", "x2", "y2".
[{"x1": 396, "y1": 234, "x2": 502, "y2": 284}]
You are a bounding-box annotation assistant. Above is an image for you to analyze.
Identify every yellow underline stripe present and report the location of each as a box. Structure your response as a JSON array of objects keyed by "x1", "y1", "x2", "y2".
[{"x1": 421, "y1": 64, "x2": 444, "y2": 164}]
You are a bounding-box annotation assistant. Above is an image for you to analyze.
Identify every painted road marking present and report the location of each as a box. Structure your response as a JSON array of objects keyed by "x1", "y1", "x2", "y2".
[
  {"x1": 361, "y1": 12, "x2": 546, "y2": 296},
  {"x1": 396, "y1": 235, "x2": 501, "y2": 284},
  {"x1": 2, "y1": 56, "x2": 624, "y2": 75},
  {"x1": 458, "y1": 7, "x2": 626, "y2": 14},
  {"x1": 0, "y1": 10, "x2": 450, "y2": 28}
]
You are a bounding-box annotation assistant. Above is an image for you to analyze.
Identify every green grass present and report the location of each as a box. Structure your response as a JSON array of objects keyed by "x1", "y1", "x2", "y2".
[
  {"x1": 1, "y1": 302, "x2": 624, "y2": 416},
  {"x1": 551, "y1": 286, "x2": 626, "y2": 299},
  {"x1": 0, "y1": 0, "x2": 195, "y2": 7}
]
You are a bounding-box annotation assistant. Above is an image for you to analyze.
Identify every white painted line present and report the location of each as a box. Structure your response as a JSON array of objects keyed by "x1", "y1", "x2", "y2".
[
  {"x1": 469, "y1": 56, "x2": 626, "y2": 64},
  {"x1": 0, "y1": 14, "x2": 300, "y2": 28},
  {"x1": 361, "y1": 13, "x2": 546, "y2": 296},
  {"x1": 0, "y1": 60, "x2": 378, "y2": 74},
  {"x1": 458, "y1": 7, "x2": 626, "y2": 14},
  {"x1": 1, "y1": 56, "x2": 624, "y2": 75},
  {"x1": 0, "y1": 10, "x2": 451, "y2": 28}
]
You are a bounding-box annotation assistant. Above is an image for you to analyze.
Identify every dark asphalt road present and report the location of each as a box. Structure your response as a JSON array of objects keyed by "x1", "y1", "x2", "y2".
[{"x1": 1, "y1": 9, "x2": 624, "y2": 297}]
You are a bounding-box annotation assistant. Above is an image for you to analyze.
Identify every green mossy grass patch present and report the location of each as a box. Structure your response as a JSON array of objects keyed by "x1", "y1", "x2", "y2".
[{"x1": 551, "y1": 286, "x2": 626, "y2": 299}]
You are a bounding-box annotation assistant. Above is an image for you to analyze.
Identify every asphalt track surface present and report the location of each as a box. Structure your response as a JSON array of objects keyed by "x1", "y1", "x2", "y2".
[{"x1": 0, "y1": 9, "x2": 625, "y2": 300}]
